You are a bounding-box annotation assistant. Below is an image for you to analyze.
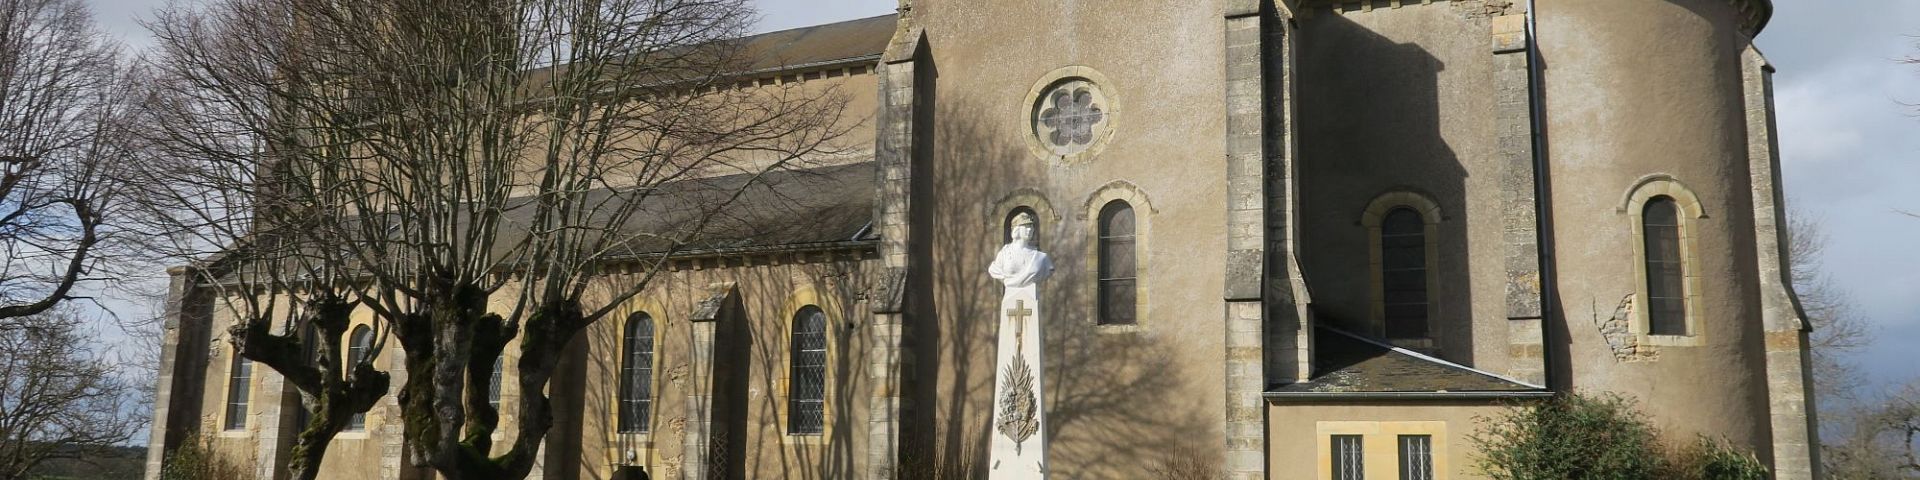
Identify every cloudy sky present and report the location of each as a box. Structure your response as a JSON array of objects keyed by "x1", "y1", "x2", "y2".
[{"x1": 81, "y1": 0, "x2": 1918, "y2": 392}]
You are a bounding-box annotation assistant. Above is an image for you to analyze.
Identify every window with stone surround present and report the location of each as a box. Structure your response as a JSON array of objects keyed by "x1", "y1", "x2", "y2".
[
  {"x1": 787, "y1": 306, "x2": 827, "y2": 435},
  {"x1": 618, "y1": 313, "x2": 654, "y2": 434},
  {"x1": 1097, "y1": 200, "x2": 1137, "y2": 326},
  {"x1": 489, "y1": 354, "x2": 504, "y2": 412},
  {"x1": 1620, "y1": 175, "x2": 1706, "y2": 346},
  {"x1": 1023, "y1": 67, "x2": 1117, "y2": 164},
  {"x1": 1361, "y1": 192, "x2": 1442, "y2": 343},
  {"x1": 223, "y1": 347, "x2": 251, "y2": 431}
]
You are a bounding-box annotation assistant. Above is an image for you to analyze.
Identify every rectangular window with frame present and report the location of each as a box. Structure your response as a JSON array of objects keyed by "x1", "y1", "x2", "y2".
[
  {"x1": 1332, "y1": 434, "x2": 1364, "y2": 480},
  {"x1": 1398, "y1": 434, "x2": 1434, "y2": 480}
]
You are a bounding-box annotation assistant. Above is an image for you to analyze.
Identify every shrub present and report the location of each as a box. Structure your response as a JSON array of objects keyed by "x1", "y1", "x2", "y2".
[
  {"x1": 1471, "y1": 391, "x2": 1770, "y2": 480},
  {"x1": 158, "y1": 435, "x2": 246, "y2": 480},
  {"x1": 1472, "y1": 392, "x2": 1665, "y2": 480},
  {"x1": 1666, "y1": 436, "x2": 1770, "y2": 480}
]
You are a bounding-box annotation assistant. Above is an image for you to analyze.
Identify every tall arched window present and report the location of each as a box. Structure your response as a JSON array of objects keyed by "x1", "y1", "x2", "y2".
[
  {"x1": 345, "y1": 325, "x2": 373, "y2": 431},
  {"x1": 1380, "y1": 207, "x2": 1429, "y2": 339},
  {"x1": 617, "y1": 313, "x2": 655, "y2": 434},
  {"x1": 1642, "y1": 197, "x2": 1686, "y2": 335},
  {"x1": 224, "y1": 347, "x2": 251, "y2": 431},
  {"x1": 1097, "y1": 201, "x2": 1137, "y2": 325},
  {"x1": 788, "y1": 306, "x2": 827, "y2": 435}
]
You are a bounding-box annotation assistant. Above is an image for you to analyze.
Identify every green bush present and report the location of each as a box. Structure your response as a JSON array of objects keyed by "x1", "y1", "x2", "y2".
[
  {"x1": 1471, "y1": 392, "x2": 1769, "y2": 480},
  {"x1": 1668, "y1": 436, "x2": 1770, "y2": 480},
  {"x1": 157, "y1": 435, "x2": 245, "y2": 480}
]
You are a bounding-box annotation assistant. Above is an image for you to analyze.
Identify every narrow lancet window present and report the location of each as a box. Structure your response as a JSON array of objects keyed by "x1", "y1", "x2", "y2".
[
  {"x1": 1098, "y1": 201, "x2": 1137, "y2": 325},
  {"x1": 788, "y1": 306, "x2": 827, "y2": 434},
  {"x1": 1643, "y1": 196, "x2": 1687, "y2": 335},
  {"x1": 224, "y1": 348, "x2": 251, "y2": 431},
  {"x1": 345, "y1": 325, "x2": 372, "y2": 431},
  {"x1": 1381, "y1": 207, "x2": 1428, "y2": 339},
  {"x1": 618, "y1": 313, "x2": 655, "y2": 433}
]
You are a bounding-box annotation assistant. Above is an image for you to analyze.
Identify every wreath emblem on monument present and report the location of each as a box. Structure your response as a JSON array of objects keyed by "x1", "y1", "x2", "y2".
[{"x1": 996, "y1": 355, "x2": 1039, "y2": 451}]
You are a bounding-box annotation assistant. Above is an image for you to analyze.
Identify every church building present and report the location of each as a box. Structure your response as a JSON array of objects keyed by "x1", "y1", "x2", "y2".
[{"x1": 144, "y1": 0, "x2": 1821, "y2": 479}]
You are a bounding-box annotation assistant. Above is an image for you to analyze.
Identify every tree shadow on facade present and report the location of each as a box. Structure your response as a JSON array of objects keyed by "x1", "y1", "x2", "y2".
[
  {"x1": 901, "y1": 80, "x2": 1220, "y2": 478},
  {"x1": 1296, "y1": 9, "x2": 1477, "y2": 365}
]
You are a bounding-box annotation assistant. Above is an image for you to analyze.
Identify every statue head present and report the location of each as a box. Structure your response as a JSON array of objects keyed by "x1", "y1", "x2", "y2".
[{"x1": 1009, "y1": 211, "x2": 1037, "y2": 245}]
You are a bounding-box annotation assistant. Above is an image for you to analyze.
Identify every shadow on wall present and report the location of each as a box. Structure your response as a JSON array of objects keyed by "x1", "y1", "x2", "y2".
[
  {"x1": 1296, "y1": 10, "x2": 1476, "y2": 364},
  {"x1": 899, "y1": 41, "x2": 1220, "y2": 479}
]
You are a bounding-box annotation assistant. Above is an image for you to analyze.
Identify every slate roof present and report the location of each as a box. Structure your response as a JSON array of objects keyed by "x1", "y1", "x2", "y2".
[
  {"x1": 1268, "y1": 326, "x2": 1542, "y2": 397},
  {"x1": 734, "y1": 14, "x2": 896, "y2": 73}
]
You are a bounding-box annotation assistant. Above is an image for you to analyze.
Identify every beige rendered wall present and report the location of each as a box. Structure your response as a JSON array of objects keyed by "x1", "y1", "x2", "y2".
[
  {"x1": 1293, "y1": 2, "x2": 1515, "y2": 370},
  {"x1": 560, "y1": 253, "x2": 880, "y2": 480},
  {"x1": 1268, "y1": 401, "x2": 1507, "y2": 480},
  {"x1": 903, "y1": 0, "x2": 1234, "y2": 476},
  {"x1": 1535, "y1": 0, "x2": 1772, "y2": 459}
]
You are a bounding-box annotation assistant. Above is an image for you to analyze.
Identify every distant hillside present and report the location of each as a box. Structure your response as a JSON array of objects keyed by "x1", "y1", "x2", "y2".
[{"x1": 28, "y1": 445, "x2": 144, "y2": 480}]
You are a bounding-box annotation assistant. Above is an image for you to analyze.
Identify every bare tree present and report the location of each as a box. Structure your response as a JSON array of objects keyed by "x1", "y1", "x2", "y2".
[
  {"x1": 0, "y1": 308, "x2": 142, "y2": 480},
  {"x1": 0, "y1": 0, "x2": 129, "y2": 322},
  {"x1": 1789, "y1": 213, "x2": 1870, "y2": 404},
  {"x1": 136, "y1": 0, "x2": 852, "y2": 477}
]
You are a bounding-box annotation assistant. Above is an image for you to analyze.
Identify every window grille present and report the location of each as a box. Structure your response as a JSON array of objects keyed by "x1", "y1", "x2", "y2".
[
  {"x1": 1097, "y1": 201, "x2": 1137, "y2": 325},
  {"x1": 788, "y1": 307, "x2": 828, "y2": 434},
  {"x1": 345, "y1": 326, "x2": 372, "y2": 431},
  {"x1": 1332, "y1": 434, "x2": 1365, "y2": 480},
  {"x1": 618, "y1": 313, "x2": 655, "y2": 433},
  {"x1": 224, "y1": 348, "x2": 251, "y2": 431},
  {"x1": 489, "y1": 354, "x2": 504, "y2": 412},
  {"x1": 1643, "y1": 196, "x2": 1687, "y2": 335},
  {"x1": 1381, "y1": 207, "x2": 1428, "y2": 339},
  {"x1": 1399, "y1": 435, "x2": 1434, "y2": 480}
]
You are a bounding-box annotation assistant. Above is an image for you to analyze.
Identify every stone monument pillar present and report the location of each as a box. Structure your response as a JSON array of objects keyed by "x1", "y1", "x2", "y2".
[{"x1": 987, "y1": 212, "x2": 1053, "y2": 479}]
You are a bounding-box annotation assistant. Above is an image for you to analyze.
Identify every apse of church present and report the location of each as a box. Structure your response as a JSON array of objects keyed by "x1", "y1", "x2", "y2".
[{"x1": 146, "y1": 1, "x2": 1818, "y2": 479}]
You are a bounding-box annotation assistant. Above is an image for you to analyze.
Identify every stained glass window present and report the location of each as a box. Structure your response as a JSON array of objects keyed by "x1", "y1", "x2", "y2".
[
  {"x1": 1381, "y1": 207, "x2": 1428, "y2": 339},
  {"x1": 224, "y1": 347, "x2": 251, "y2": 431},
  {"x1": 1644, "y1": 196, "x2": 1686, "y2": 335},
  {"x1": 345, "y1": 325, "x2": 372, "y2": 431},
  {"x1": 788, "y1": 307, "x2": 827, "y2": 434},
  {"x1": 1098, "y1": 201, "x2": 1137, "y2": 325},
  {"x1": 618, "y1": 313, "x2": 654, "y2": 433}
]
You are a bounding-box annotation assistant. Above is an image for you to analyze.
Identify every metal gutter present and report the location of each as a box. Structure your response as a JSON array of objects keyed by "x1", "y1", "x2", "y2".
[{"x1": 1264, "y1": 391, "x2": 1555, "y2": 402}]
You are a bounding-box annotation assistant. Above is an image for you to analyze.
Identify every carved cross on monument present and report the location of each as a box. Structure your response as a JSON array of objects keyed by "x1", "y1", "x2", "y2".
[{"x1": 988, "y1": 212, "x2": 1052, "y2": 479}]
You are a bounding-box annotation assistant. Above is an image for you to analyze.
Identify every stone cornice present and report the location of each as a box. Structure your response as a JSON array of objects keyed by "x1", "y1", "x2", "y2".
[{"x1": 1291, "y1": 0, "x2": 1772, "y2": 36}]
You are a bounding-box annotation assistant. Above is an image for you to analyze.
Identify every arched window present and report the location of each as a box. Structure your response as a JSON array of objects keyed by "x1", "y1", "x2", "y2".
[
  {"x1": 788, "y1": 306, "x2": 827, "y2": 435},
  {"x1": 617, "y1": 313, "x2": 655, "y2": 434},
  {"x1": 1642, "y1": 197, "x2": 1686, "y2": 335},
  {"x1": 489, "y1": 354, "x2": 504, "y2": 412},
  {"x1": 1097, "y1": 201, "x2": 1137, "y2": 325},
  {"x1": 1380, "y1": 208, "x2": 1428, "y2": 339},
  {"x1": 345, "y1": 325, "x2": 373, "y2": 431},
  {"x1": 224, "y1": 347, "x2": 251, "y2": 431}
]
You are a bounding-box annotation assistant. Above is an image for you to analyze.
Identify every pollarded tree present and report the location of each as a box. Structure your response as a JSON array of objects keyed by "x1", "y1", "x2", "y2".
[{"x1": 137, "y1": 0, "x2": 854, "y2": 478}]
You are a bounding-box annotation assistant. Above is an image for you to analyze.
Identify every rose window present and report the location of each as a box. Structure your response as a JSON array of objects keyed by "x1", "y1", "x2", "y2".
[{"x1": 1031, "y1": 79, "x2": 1110, "y2": 157}]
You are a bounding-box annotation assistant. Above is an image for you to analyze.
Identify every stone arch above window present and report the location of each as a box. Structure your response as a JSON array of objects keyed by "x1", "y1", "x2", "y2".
[
  {"x1": 1082, "y1": 181, "x2": 1152, "y2": 330},
  {"x1": 1360, "y1": 191, "x2": 1443, "y2": 345},
  {"x1": 1620, "y1": 176, "x2": 1707, "y2": 347},
  {"x1": 992, "y1": 188, "x2": 1060, "y2": 250}
]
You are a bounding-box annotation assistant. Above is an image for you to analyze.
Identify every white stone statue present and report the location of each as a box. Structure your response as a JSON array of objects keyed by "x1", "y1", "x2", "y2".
[
  {"x1": 988, "y1": 211, "x2": 1051, "y2": 479},
  {"x1": 989, "y1": 213, "x2": 1054, "y2": 289}
]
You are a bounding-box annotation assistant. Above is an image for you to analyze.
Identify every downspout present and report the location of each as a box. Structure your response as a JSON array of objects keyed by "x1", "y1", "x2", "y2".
[{"x1": 1524, "y1": 0, "x2": 1560, "y2": 391}]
